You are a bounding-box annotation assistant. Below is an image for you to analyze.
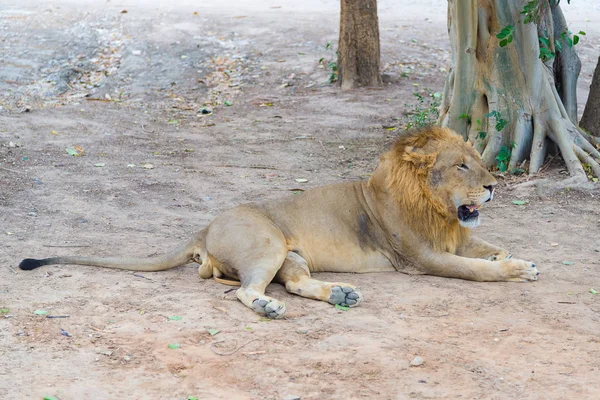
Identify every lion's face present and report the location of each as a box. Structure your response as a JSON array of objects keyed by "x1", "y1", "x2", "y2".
[{"x1": 428, "y1": 139, "x2": 497, "y2": 228}]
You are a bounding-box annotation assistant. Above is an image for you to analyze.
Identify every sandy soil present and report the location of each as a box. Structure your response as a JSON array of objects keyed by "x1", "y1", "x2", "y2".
[{"x1": 1, "y1": 1, "x2": 600, "y2": 399}]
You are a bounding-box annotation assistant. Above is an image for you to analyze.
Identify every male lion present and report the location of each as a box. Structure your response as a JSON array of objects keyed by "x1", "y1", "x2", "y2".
[{"x1": 20, "y1": 127, "x2": 538, "y2": 318}]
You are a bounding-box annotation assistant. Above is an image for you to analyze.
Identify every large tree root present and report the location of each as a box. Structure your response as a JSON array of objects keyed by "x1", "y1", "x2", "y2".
[{"x1": 440, "y1": 0, "x2": 600, "y2": 186}]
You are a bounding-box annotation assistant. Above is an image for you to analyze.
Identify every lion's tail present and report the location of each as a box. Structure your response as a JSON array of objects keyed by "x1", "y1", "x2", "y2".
[{"x1": 19, "y1": 232, "x2": 204, "y2": 272}]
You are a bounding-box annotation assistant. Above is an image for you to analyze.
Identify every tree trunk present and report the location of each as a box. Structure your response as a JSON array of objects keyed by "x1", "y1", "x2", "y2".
[
  {"x1": 337, "y1": 0, "x2": 382, "y2": 90},
  {"x1": 439, "y1": 0, "x2": 600, "y2": 181},
  {"x1": 580, "y1": 56, "x2": 600, "y2": 137}
]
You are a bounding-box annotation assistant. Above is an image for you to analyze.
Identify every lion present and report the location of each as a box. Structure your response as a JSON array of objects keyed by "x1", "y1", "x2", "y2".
[{"x1": 19, "y1": 126, "x2": 538, "y2": 318}]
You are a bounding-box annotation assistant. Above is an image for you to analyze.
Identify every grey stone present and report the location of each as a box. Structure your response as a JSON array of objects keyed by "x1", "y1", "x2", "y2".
[{"x1": 410, "y1": 356, "x2": 424, "y2": 366}]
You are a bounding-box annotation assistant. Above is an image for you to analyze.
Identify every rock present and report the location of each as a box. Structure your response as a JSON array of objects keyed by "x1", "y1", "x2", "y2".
[
  {"x1": 410, "y1": 356, "x2": 424, "y2": 366},
  {"x1": 381, "y1": 72, "x2": 397, "y2": 84}
]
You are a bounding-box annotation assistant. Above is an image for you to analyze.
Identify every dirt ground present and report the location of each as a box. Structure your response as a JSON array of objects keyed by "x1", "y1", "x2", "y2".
[{"x1": 1, "y1": 1, "x2": 600, "y2": 399}]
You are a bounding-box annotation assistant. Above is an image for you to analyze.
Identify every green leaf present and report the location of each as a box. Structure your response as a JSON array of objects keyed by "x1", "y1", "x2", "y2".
[
  {"x1": 496, "y1": 25, "x2": 514, "y2": 40},
  {"x1": 578, "y1": 31, "x2": 586, "y2": 35},
  {"x1": 432, "y1": 92, "x2": 442, "y2": 98},
  {"x1": 224, "y1": 100, "x2": 232, "y2": 106},
  {"x1": 512, "y1": 200, "x2": 527, "y2": 205},
  {"x1": 590, "y1": 288, "x2": 598, "y2": 295},
  {"x1": 43, "y1": 397, "x2": 59, "y2": 400},
  {"x1": 561, "y1": 261, "x2": 574, "y2": 265},
  {"x1": 168, "y1": 315, "x2": 182, "y2": 321},
  {"x1": 555, "y1": 40, "x2": 562, "y2": 52},
  {"x1": 34, "y1": 310, "x2": 48, "y2": 315},
  {"x1": 573, "y1": 35, "x2": 579, "y2": 45},
  {"x1": 477, "y1": 131, "x2": 487, "y2": 140},
  {"x1": 206, "y1": 328, "x2": 220, "y2": 336},
  {"x1": 496, "y1": 146, "x2": 511, "y2": 162},
  {"x1": 94, "y1": 162, "x2": 105, "y2": 167},
  {"x1": 507, "y1": 35, "x2": 513, "y2": 45},
  {"x1": 168, "y1": 343, "x2": 181, "y2": 349},
  {"x1": 539, "y1": 36, "x2": 550, "y2": 47},
  {"x1": 0, "y1": 307, "x2": 10, "y2": 315},
  {"x1": 318, "y1": 57, "x2": 324, "y2": 63},
  {"x1": 499, "y1": 39, "x2": 508, "y2": 47},
  {"x1": 188, "y1": 397, "x2": 199, "y2": 400},
  {"x1": 458, "y1": 113, "x2": 471, "y2": 124},
  {"x1": 335, "y1": 304, "x2": 350, "y2": 311}
]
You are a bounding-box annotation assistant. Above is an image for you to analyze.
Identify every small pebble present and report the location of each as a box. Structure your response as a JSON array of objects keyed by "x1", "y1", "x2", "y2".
[{"x1": 410, "y1": 356, "x2": 424, "y2": 366}]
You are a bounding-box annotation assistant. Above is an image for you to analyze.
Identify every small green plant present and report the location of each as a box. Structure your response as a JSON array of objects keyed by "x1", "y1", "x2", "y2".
[
  {"x1": 402, "y1": 91, "x2": 441, "y2": 130},
  {"x1": 484, "y1": 110, "x2": 507, "y2": 132},
  {"x1": 319, "y1": 42, "x2": 338, "y2": 84},
  {"x1": 0, "y1": 307, "x2": 10, "y2": 315},
  {"x1": 538, "y1": 35, "x2": 555, "y2": 62},
  {"x1": 497, "y1": 1, "x2": 585, "y2": 61},
  {"x1": 496, "y1": 141, "x2": 517, "y2": 173},
  {"x1": 475, "y1": 118, "x2": 487, "y2": 140}
]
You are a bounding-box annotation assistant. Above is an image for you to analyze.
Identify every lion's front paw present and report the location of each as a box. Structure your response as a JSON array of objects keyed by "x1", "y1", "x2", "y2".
[
  {"x1": 251, "y1": 298, "x2": 286, "y2": 319},
  {"x1": 501, "y1": 259, "x2": 539, "y2": 282},
  {"x1": 327, "y1": 285, "x2": 363, "y2": 307}
]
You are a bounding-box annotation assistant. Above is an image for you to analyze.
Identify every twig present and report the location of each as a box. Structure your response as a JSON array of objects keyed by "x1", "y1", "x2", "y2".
[
  {"x1": 538, "y1": 153, "x2": 560, "y2": 173},
  {"x1": 43, "y1": 244, "x2": 90, "y2": 248},
  {"x1": 557, "y1": 301, "x2": 576, "y2": 304},
  {"x1": 210, "y1": 337, "x2": 263, "y2": 356},
  {"x1": 217, "y1": 164, "x2": 277, "y2": 170},
  {"x1": 85, "y1": 97, "x2": 111, "y2": 102},
  {"x1": 141, "y1": 124, "x2": 155, "y2": 133},
  {"x1": 0, "y1": 166, "x2": 25, "y2": 175},
  {"x1": 319, "y1": 140, "x2": 329, "y2": 157},
  {"x1": 88, "y1": 325, "x2": 112, "y2": 333},
  {"x1": 133, "y1": 273, "x2": 153, "y2": 281},
  {"x1": 46, "y1": 315, "x2": 70, "y2": 319}
]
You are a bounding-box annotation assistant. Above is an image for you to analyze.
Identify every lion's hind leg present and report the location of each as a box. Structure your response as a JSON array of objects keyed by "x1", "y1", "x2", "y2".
[
  {"x1": 275, "y1": 252, "x2": 364, "y2": 308},
  {"x1": 230, "y1": 245, "x2": 289, "y2": 319},
  {"x1": 235, "y1": 256, "x2": 288, "y2": 319}
]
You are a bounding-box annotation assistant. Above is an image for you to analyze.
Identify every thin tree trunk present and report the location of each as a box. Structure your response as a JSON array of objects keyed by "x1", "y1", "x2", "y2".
[
  {"x1": 580, "y1": 56, "x2": 600, "y2": 137},
  {"x1": 439, "y1": 0, "x2": 600, "y2": 182},
  {"x1": 338, "y1": 0, "x2": 382, "y2": 90}
]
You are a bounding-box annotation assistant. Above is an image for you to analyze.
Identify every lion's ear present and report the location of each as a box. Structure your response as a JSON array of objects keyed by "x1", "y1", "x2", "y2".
[{"x1": 402, "y1": 149, "x2": 437, "y2": 169}]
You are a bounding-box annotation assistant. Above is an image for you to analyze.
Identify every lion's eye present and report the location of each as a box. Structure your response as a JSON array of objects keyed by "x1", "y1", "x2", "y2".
[{"x1": 457, "y1": 164, "x2": 469, "y2": 170}]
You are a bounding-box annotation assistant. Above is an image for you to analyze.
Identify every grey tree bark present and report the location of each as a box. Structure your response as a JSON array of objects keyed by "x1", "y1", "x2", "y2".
[
  {"x1": 580, "y1": 56, "x2": 600, "y2": 137},
  {"x1": 439, "y1": 0, "x2": 600, "y2": 182},
  {"x1": 337, "y1": 0, "x2": 382, "y2": 90}
]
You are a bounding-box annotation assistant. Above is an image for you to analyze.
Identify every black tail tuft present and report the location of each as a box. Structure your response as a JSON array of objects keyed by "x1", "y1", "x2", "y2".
[{"x1": 19, "y1": 258, "x2": 49, "y2": 271}]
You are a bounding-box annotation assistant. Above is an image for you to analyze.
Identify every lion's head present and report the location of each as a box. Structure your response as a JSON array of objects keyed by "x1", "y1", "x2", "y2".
[{"x1": 370, "y1": 126, "x2": 497, "y2": 253}]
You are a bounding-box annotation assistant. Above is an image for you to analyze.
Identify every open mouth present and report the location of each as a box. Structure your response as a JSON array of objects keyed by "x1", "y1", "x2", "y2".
[{"x1": 458, "y1": 204, "x2": 480, "y2": 222}]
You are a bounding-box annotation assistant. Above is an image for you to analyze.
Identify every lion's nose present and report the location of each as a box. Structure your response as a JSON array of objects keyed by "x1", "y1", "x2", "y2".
[{"x1": 484, "y1": 184, "x2": 494, "y2": 202}]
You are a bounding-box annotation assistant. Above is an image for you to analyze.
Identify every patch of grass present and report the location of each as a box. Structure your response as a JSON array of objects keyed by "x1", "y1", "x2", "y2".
[{"x1": 402, "y1": 91, "x2": 441, "y2": 130}]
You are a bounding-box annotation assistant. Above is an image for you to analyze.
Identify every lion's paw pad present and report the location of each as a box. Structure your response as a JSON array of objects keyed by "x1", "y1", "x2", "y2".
[
  {"x1": 252, "y1": 298, "x2": 286, "y2": 319},
  {"x1": 328, "y1": 285, "x2": 363, "y2": 307}
]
